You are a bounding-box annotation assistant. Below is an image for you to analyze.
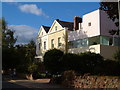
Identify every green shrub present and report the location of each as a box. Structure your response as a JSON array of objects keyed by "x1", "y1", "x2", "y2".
[
  {"x1": 43, "y1": 49, "x2": 64, "y2": 75},
  {"x1": 114, "y1": 49, "x2": 120, "y2": 63}
]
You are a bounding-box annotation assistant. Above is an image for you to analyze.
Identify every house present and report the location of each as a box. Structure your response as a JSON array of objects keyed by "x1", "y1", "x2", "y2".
[
  {"x1": 36, "y1": 9, "x2": 120, "y2": 61},
  {"x1": 35, "y1": 25, "x2": 50, "y2": 60},
  {"x1": 35, "y1": 19, "x2": 73, "y2": 61},
  {"x1": 68, "y1": 9, "x2": 120, "y2": 60}
]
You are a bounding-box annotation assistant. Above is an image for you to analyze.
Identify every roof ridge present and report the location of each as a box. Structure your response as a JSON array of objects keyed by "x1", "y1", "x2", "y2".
[
  {"x1": 59, "y1": 20, "x2": 73, "y2": 23},
  {"x1": 42, "y1": 25, "x2": 50, "y2": 28}
]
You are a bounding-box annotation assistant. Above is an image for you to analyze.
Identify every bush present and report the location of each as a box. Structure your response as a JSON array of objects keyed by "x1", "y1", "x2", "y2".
[
  {"x1": 78, "y1": 52, "x2": 104, "y2": 74},
  {"x1": 61, "y1": 53, "x2": 80, "y2": 72},
  {"x1": 63, "y1": 70, "x2": 76, "y2": 81},
  {"x1": 44, "y1": 50, "x2": 120, "y2": 76},
  {"x1": 62, "y1": 70, "x2": 76, "y2": 87},
  {"x1": 99, "y1": 60, "x2": 120, "y2": 76},
  {"x1": 114, "y1": 49, "x2": 120, "y2": 63},
  {"x1": 43, "y1": 49, "x2": 64, "y2": 75}
]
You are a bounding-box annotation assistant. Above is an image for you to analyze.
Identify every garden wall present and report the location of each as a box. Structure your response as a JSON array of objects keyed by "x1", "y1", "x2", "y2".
[{"x1": 62, "y1": 75, "x2": 120, "y2": 88}]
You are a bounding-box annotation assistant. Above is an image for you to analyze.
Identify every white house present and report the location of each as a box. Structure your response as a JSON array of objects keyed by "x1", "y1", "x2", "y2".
[
  {"x1": 36, "y1": 9, "x2": 119, "y2": 60},
  {"x1": 68, "y1": 9, "x2": 120, "y2": 60},
  {"x1": 35, "y1": 25, "x2": 50, "y2": 61}
]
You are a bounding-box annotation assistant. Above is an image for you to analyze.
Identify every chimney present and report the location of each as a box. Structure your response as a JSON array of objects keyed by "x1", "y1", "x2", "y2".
[{"x1": 74, "y1": 16, "x2": 82, "y2": 31}]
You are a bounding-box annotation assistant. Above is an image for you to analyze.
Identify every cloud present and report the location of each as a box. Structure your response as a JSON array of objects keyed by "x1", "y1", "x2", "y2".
[
  {"x1": 8, "y1": 25, "x2": 38, "y2": 45},
  {"x1": 18, "y1": 4, "x2": 47, "y2": 16}
]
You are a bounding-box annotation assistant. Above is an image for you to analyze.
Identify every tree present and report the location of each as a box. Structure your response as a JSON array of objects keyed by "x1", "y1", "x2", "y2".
[
  {"x1": 2, "y1": 18, "x2": 17, "y2": 70},
  {"x1": 16, "y1": 40, "x2": 37, "y2": 74},
  {"x1": 100, "y1": 2, "x2": 119, "y2": 35},
  {"x1": 2, "y1": 17, "x2": 17, "y2": 48}
]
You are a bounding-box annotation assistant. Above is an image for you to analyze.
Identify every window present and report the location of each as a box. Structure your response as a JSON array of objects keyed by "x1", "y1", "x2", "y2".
[
  {"x1": 51, "y1": 39, "x2": 54, "y2": 48},
  {"x1": 44, "y1": 41, "x2": 46, "y2": 50},
  {"x1": 88, "y1": 22, "x2": 91, "y2": 26},
  {"x1": 88, "y1": 36, "x2": 100, "y2": 46},
  {"x1": 55, "y1": 26, "x2": 57, "y2": 31},
  {"x1": 109, "y1": 37, "x2": 113, "y2": 46},
  {"x1": 38, "y1": 43, "x2": 41, "y2": 50},
  {"x1": 100, "y1": 36, "x2": 109, "y2": 45},
  {"x1": 58, "y1": 37, "x2": 61, "y2": 47}
]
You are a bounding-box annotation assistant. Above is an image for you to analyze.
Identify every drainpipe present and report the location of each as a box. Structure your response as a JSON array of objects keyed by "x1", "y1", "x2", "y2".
[
  {"x1": 64, "y1": 27, "x2": 68, "y2": 53},
  {"x1": 118, "y1": 0, "x2": 120, "y2": 48},
  {"x1": 118, "y1": 0, "x2": 120, "y2": 35}
]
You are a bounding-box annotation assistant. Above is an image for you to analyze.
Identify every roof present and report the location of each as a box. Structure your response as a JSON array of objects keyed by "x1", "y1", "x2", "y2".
[
  {"x1": 56, "y1": 19, "x2": 74, "y2": 31},
  {"x1": 42, "y1": 25, "x2": 50, "y2": 33}
]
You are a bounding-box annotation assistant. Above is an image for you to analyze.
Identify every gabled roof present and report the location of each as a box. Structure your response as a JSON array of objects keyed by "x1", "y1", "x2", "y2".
[
  {"x1": 42, "y1": 25, "x2": 50, "y2": 33},
  {"x1": 56, "y1": 19, "x2": 74, "y2": 31}
]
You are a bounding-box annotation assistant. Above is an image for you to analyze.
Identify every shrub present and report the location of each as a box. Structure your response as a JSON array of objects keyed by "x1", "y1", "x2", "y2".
[
  {"x1": 62, "y1": 70, "x2": 76, "y2": 87},
  {"x1": 63, "y1": 70, "x2": 76, "y2": 81},
  {"x1": 61, "y1": 53, "x2": 80, "y2": 72},
  {"x1": 43, "y1": 49, "x2": 64, "y2": 75},
  {"x1": 114, "y1": 49, "x2": 120, "y2": 63}
]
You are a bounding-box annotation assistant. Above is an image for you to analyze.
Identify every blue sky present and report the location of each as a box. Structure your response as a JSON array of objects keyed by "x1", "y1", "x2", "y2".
[{"x1": 2, "y1": 2, "x2": 100, "y2": 44}]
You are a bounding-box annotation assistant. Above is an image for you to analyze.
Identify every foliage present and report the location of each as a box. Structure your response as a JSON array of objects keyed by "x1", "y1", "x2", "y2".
[
  {"x1": 100, "y1": 2, "x2": 119, "y2": 35},
  {"x1": 61, "y1": 53, "x2": 80, "y2": 72},
  {"x1": 100, "y1": 2, "x2": 119, "y2": 27},
  {"x1": 2, "y1": 17, "x2": 17, "y2": 48},
  {"x1": 114, "y1": 49, "x2": 120, "y2": 63},
  {"x1": 43, "y1": 49, "x2": 120, "y2": 76},
  {"x1": 62, "y1": 70, "x2": 76, "y2": 87},
  {"x1": 63, "y1": 70, "x2": 76, "y2": 81},
  {"x1": 99, "y1": 60, "x2": 120, "y2": 76},
  {"x1": 2, "y1": 17, "x2": 17, "y2": 70},
  {"x1": 16, "y1": 40, "x2": 37, "y2": 74},
  {"x1": 61, "y1": 52, "x2": 104, "y2": 75},
  {"x1": 2, "y1": 18, "x2": 41, "y2": 76},
  {"x1": 43, "y1": 49, "x2": 64, "y2": 75}
]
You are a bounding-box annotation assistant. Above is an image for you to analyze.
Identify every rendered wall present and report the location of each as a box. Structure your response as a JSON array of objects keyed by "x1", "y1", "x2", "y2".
[
  {"x1": 100, "y1": 10, "x2": 118, "y2": 37},
  {"x1": 82, "y1": 9, "x2": 100, "y2": 37},
  {"x1": 48, "y1": 29, "x2": 66, "y2": 51},
  {"x1": 100, "y1": 45, "x2": 119, "y2": 60}
]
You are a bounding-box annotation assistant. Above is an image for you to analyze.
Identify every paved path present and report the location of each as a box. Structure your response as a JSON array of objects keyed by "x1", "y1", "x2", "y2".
[{"x1": 2, "y1": 79, "x2": 69, "y2": 90}]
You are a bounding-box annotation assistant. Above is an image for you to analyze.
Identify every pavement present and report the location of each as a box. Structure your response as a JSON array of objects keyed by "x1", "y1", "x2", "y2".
[{"x1": 2, "y1": 75, "x2": 68, "y2": 90}]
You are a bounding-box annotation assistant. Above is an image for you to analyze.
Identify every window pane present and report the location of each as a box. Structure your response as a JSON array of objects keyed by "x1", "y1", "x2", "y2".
[
  {"x1": 44, "y1": 41, "x2": 46, "y2": 50},
  {"x1": 100, "y1": 36, "x2": 109, "y2": 45},
  {"x1": 51, "y1": 39, "x2": 54, "y2": 48},
  {"x1": 88, "y1": 36, "x2": 100, "y2": 46}
]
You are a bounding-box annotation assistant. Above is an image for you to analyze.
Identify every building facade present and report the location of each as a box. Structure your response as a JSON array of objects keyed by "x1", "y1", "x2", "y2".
[
  {"x1": 36, "y1": 19, "x2": 73, "y2": 61},
  {"x1": 36, "y1": 9, "x2": 120, "y2": 61},
  {"x1": 68, "y1": 9, "x2": 120, "y2": 60}
]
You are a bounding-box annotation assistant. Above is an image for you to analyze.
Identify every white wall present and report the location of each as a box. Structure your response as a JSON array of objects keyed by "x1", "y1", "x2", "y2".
[
  {"x1": 100, "y1": 10, "x2": 118, "y2": 37},
  {"x1": 82, "y1": 9, "x2": 100, "y2": 37},
  {"x1": 41, "y1": 35, "x2": 48, "y2": 51},
  {"x1": 68, "y1": 9, "x2": 101, "y2": 42}
]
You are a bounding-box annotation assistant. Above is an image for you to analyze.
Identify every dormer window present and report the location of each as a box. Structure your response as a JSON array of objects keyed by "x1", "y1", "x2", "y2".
[
  {"x1": 88, "y1": 22, "x2": 91, "y2": 26},
  {"x1": 55, "y1": 26, "x2": 57, "y2": 31}
]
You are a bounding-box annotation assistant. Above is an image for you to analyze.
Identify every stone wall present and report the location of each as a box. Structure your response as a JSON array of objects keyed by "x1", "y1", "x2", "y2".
[{"x1": 62, "y1": 75, "x2": 120, "y2": 88}]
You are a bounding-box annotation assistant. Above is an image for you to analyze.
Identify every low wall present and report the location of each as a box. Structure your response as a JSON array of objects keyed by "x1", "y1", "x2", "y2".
[{"x1": 62, "y1": 75, "x2": 120, "y2": 88}]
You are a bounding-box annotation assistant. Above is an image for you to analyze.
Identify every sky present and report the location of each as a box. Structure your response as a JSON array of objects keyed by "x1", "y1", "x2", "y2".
[{"x1": 2, "y1": 2, "x2": 100, "y2": 44}]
